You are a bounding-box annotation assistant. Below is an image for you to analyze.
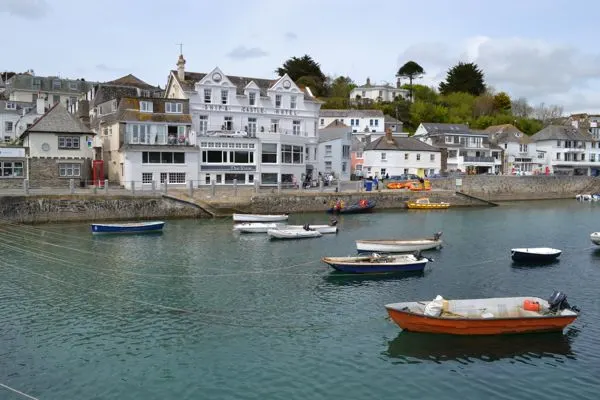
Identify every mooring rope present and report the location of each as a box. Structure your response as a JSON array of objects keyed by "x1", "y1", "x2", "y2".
[{"x1": 0, "y1": 382, "x2": 40, "y2": 400}]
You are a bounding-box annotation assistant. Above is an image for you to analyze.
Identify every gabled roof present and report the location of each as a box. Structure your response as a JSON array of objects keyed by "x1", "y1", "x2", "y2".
[
  {"x1": 421, "y1": 123, "x2": 470, "y2": 133},
  {"x1": 170, "y1": 70, "x2": 318, "y2": 101},
  {"x1": 530, "y1": 125, "x2": 593, "y2": 142},
  {"x1": 22, "y1": 103, "x2": 92, "y2": 137},
  {"x1": 320, "y1": 109, "x2": 384, "y2": 118},
  {"x1": 323, "y1": 120, "x2": 350, "y2": 129},
  {"x1": 105, "y1": 74, "x2": 159, "y2": 90},
  {"x1": 318, "y1": 126, "x2": 351, "y2": 143},
  {"x1": 6, "y1": 74, "x2": 95, "y2": 93},
  {"x1": 365, "y1": 136, "x2": 440, "y2": 152},
  {"x1": 92, "y1": 85, "x2": 138, "y2": 107},
  {"x1": 0, "y1": 100, "x2": 34, "y2": 115},
  {"x1": 485, "y1": 124, "x2": 531, "y2": 144},
  {"x1": 384, "y1": 115, "x2": 403, "y2": 124}
]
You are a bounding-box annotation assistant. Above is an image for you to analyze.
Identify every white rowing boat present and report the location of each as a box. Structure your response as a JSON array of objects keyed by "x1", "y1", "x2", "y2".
[
  {"x1": 233, "y1": 222, "x2": 285, "y2": 233},
  {"x1": 232, "y1": 213, "x2": 289, "y2": 222},
  {"x1": 356, "y1": 232, "x2": 443, "y2": 253},
  {"x1": 267, "y1": 229, "x2": 322, "y2": 240},
  {"x1": 286, "y1": 225, "x2": 338, "y2": 234}
]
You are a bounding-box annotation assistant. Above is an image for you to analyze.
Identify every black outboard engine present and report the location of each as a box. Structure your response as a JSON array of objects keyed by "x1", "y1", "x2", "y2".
[
  {"x1": 329, "y1": 218, "x2": 338, "y2": 226},
  {"x1": 547, "y1": 291, "x2": 580, "y2": 313},
  {"x1": 413, "y1": 250, "x2": 423, "y2": 259},
  {"x1": 303, "y1": 223, "x2": 310, "y2": 231},
  {"x1": 433, "y1": 232, "x2": 442, "y2": 241}
]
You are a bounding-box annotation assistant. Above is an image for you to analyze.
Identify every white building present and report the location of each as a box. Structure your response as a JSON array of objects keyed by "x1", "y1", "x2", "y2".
[
  {"x1": 165, "y1": 55, "x2": 322, "y2": 186},
  {"x1": 530, "y1": 125, "x2": 599, "y2": 176},
  {"x1": 414, "y1": 123, "x2": 502, "y2": 174},
  {"x1": 363, "y1": 129, "x2": 441, "y2": 178},
  {"x1": 319, "y1": 109, "x2": 385, "y2": 133},
  {"x1": 0, "y1": 100, "x2": 45, "y2": 143},
  {"x1": 350, "y1": 77, "x2": 410, "y2": 103},
  {"x1": 485, "y1": 124, "x2": 534, "y2": 174},
  {"x1": 316, "y1": 125, "x2": 352, "y2": 181}
]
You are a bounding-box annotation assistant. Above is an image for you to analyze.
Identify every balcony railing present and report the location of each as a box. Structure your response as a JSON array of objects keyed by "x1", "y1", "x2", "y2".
[
  {"x1": 126, "y1": 131, "x2": 196, "y2": 146},
  {"x1": 198, "y1": 125, "x2": 311, "y2": 138},
  {"x1": 463, "y1": 156, "x2": 496, "y2": 163}
]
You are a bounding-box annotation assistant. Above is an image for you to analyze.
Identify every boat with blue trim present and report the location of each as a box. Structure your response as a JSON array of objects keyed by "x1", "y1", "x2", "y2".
[
  {"x1": 91, "y1": 221, "x2": 165, "y2": 234},
  {"x1": 321, "y1": 252, "x2": 431, "y2": 274}
]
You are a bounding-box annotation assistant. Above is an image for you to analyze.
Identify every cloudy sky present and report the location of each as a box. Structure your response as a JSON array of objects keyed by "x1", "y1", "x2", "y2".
[{"x1": 2, "y1": 0, "x2": 599, "y2": 113}]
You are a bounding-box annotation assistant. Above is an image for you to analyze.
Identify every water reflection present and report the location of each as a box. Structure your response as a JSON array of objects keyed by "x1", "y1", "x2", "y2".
[
  {"x1": 323, "y1": 270, "x2": 426, "y2": 286},
  {"x1": 385, "y1": 330, "x2": 577, "y2": 364},
  {"x1": 511, "y1": 259, "x2": 561, "y2": 268}
]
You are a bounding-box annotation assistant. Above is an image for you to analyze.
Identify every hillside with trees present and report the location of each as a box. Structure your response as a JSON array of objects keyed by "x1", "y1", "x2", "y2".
[{"x1": 276, "y1": 55, "x2": 565, "y2": 135}]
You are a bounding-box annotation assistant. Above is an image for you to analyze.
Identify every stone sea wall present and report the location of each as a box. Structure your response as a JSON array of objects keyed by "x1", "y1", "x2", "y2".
[{"x1": 0, "y1": 195, "x2": 207, "y2": 224}]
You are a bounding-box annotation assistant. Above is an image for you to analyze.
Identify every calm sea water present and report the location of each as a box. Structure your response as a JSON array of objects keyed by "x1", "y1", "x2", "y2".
[{"x1": 1, "y1": 200, "x2": 600, "y2": 400}]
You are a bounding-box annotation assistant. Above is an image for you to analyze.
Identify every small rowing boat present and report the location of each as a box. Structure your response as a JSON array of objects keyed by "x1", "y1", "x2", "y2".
[
  {"x1": 91, "y1": 221, "x2": 165, "y2": 234},
  {"x1": 406, "y1": 197, "x2": 450, "y2": 210},
  {"x1": 233, "y1": 222, "x2": 284, "y2": 233},
  {"x1": 511, "y1": 247, "x2": 561, "y2": 262},
  {"x1": 590, "y1": 232, "x2": 600, "y2": 245},
  {"x1": 356, "y1": 232, "x2": 442, "y2": 253},
  {"x1": 267, "y1": 228, "x2": 322, "y2": 240},
  {"x1": 232, "y1": 213, "x2": 289, "y2": 222},
  {"x1": 385, "y1": 291, "x2": 579, "y2": 335},
  {"x1": 321, "y1": 252, "x2": 431, "y2": 274}
]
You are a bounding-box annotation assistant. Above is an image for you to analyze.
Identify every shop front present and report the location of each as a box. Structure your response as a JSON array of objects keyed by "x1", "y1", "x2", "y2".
[{"x1": 199, "y1": 165, "x2": 257, "y2": 185}]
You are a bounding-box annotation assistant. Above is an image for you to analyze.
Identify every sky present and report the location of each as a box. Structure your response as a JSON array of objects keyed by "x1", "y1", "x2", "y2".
[{"x1": 2, "y1": 0, "x2": 600, "y2": 113}]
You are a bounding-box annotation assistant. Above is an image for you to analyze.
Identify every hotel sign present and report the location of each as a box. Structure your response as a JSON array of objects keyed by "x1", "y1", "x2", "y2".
[
  {"x1": 0, "y1": 147, "x2": 25, "y2": 158},
  {"x1": 202, "y1": 104, "x2": 299, "y2": 116},
  {"x1": 200, "y1": 165, "x2": 256, "y2": 171}
]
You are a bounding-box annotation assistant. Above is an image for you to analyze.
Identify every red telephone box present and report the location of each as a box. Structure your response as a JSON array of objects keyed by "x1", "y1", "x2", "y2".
[{"x1": 92, "y1": 160, "x2": 104, "y2": 187}]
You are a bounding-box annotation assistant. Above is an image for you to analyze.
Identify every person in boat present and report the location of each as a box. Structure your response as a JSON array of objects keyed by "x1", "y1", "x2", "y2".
[
  {"x1": 334, "y1": 199, "x2": 344, "y2": 210},
  {"x1": 358, "y1": 199, "x2": 368, "y2": 208},
  {"x1": 303, "y1": 223, "x2": 312, "y2": 231},
  {"x1": 329, "y1": 217, "x2": 338, "y2": 226}
]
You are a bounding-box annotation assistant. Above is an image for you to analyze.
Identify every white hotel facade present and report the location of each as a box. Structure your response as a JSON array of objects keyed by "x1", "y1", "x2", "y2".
[{"x1": 165, "y1": 55, "x2": 322, "y2": 186}]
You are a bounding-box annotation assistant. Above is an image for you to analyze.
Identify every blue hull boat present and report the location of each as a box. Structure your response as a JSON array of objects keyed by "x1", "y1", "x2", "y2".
[
  {"x1": 326, "y1": 199, "x2": 375, "y2": 214},
  {"x1": 321, "y1": 253, "x2": 430, "y2": 274},
  {"x1": 91, "y1": 221, "x2": 165, "y2": 234}
]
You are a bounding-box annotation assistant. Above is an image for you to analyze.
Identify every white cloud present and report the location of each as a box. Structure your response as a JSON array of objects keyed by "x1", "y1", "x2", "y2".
[
  {"x1": 226, "y1": 46, "x2": 268, "y2": 60},
  {"x1": 399, "y1": 36, "x2": 600, "y2": 113},
  {"x1": 0, "y1": 0, "x2": 49, "y2": 19}
]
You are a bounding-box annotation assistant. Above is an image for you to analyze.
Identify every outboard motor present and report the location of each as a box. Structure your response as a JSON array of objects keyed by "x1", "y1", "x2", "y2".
[
  {"x1": 547, "y1": 291, "x2": 580, "y2": 313},
  {"x1": 303, "y1": 223, "x2": 310, "y2": 231},
  {"x1": 329, "y1": 218, "x2": 338, "y2": 226},
  {"x1": 433, "y1": 232, "x2": 443, "y2": 241}
]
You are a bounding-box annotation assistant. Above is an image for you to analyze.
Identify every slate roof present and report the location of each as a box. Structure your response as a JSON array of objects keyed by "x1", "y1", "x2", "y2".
[
  {"x1": 323, "y1": 120, "x2": 350, "y2": 129},
  {"x1": 318, "y1": 126, "x2": 351, "y2": 143},
  {"x1": 485, "y1": 124, "x2": 531, "y2": 144},
  {"x1": 22, "y1": 103, "x2": 92, "y2": 137},
  {"x1": 106, "y1": 74, "x2": 159, "y2": 90},
  {"x1": 365, "y1": 136, "x2": 440, "y2": 152},
  {"x1": 384, "y1": 115, "x2": 403, "y2": 124},
  {"x1": 171, "y1": 70, "x2": 318, "y2": 101},
  {"x1": 0, "y1": 100, "x2": 34, "y2": 115},
  {"x1": 421, "y1": 123, "x2": 470, "y2": 133},
  {"x1": 6, "y1": 74, "x2": 94, "y2": 93},
  {"x1": 351, "y1": 136, "x2": 365, "y2": 152},
  {"x1": 530, "y1": 125, "x2": 593, "y2": 142},
  {"x1": 92, "y1": 85, "x2": 138, "y2": 107},
  {"x1": 320, "y1": 109, "x2": 384, "y2": 118}
]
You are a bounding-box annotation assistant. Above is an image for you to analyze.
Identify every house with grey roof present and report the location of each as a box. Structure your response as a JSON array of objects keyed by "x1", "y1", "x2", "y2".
[
  {"x1": 485, "y1": 124, "x2": 532, "y2": 174},
  {"x1": 363, "y1": 128, "x2": 441, "y2": 178},
  {"x1": 0, "y1": 100, "x2": 37, "y2": 143},
  {"x1": 4, "y1": 73, "x2": 95, "y2": 112},
  {"x1": 20, "y1": 103, "x2": 94, "y2": 187},
  {"x1": 414, "y1": 122, "x2": 502, "y2": 174},
  {"x1": 164, "y1": 53, "x2": 323, "y2": 187},
  {"x1": 319, "y1": 109, "x2": 385, "y2": 133},
  {"x1": 316, "y1": 123, "x2": 352, "y2": 181},
  {"x1": 349, "y1": 77, "x2": 410, "y2": 103},
  {"x1": 530, "y1": 125, "x2": 599, "y2": 176}
]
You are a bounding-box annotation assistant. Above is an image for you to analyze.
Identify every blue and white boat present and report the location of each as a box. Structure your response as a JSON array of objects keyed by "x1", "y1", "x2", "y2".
[
  {"x1": 321, "y1": 252, "x2": 431, "y2": 274},
  {"x1": 91, "y1": 221, "x2": 165, "y2": 234}
]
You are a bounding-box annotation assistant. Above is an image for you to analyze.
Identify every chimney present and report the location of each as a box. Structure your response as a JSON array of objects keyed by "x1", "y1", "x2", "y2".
[
  {"x1": 385, "y1": 128, "x2": 393, "y2": 143},
  {"x1": 366, "y1": 77, "x2": 371, "y2": 86},
  {"x1": 36, "y1": 98, "x2": 45, "y2": 115},
  {"x1": 396, "y1": 77, "x2": 401, "y2": 89},
  {"x1": 177, "y1": 54, "x2": 186, "y2": 81}
]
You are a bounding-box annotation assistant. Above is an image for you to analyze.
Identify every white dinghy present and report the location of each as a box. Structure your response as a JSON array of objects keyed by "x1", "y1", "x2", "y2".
[
  {"x1": 232, "y1": 213, "x2": 289, "y2": 222},
  {"x1": 590, "y1": 232, "x2": 600, "y2": 246},
  {"x1": 233, "y1": 222, "x2": 285, "y2": 233},
  {"x1": 286, "y1": 224, "x2": 338, "y2": 234},
  {"x1": 267, "y1": 228, "x2": 322, "y2": 240}
]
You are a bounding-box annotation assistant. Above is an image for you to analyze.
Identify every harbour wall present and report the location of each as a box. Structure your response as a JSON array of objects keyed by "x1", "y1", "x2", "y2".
[{"x1": 0, "y1": 195, "x2": 207, "y2": 224}]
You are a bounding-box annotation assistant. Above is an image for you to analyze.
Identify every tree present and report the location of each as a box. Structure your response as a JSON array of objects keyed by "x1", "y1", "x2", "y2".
[
  {"x1": 396, "y1": 61, "x2": 425, "y2": 101},
  {"x1": 439, "y1": 62, "x2": 486, "y2": 96},
  {"x1": 473, "y1": 94, "x2": 495, "y2": 117},
  {"x1": 533, "y1": 103, "x2": 564, "y2": 125},
  {"x1": 511, "y1": 97, "x2": 533, "y2": 118},
  {"x1": 493, "y1": 92, "x2": 511, "y2": 113},
  {"x1": 328, "y1": 76, "x2": 356, "y2": 98},
  {"x1": 403, "y1": 84, "x2": 439, "y2": 103},
  {"x1": 276, "y1": 55, "x2": 327, "y2": 96}
]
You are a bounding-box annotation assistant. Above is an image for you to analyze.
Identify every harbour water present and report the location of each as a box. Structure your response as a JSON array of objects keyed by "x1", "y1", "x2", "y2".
[{"x1": 1, "y1": 199, "x2": 599, "y2": 399}]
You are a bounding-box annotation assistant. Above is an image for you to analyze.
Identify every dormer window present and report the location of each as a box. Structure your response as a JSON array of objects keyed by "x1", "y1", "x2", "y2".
[
  {"x1": 275, "y1": 94, "x2": 282, "y2": 108},
  {"x1": 5, "y1": 102, "x2": 16, "y2": 110},
  {"x1": 221, "y1": 90, "x2": 228, "y2": 105},
  {"x1": 166, "y1": 102, "x2": 183, "y2": 113},
  {"x1": 204, "y1": 89, "x2": 212, "y2": 104},
  {"x1": 249, "y1": 92, "x2": 256, "y2": 106},
  {"x1": 52, "y1": 79, "x2": 61, "y2": 89},
  {"x1": 140, "y1": 101, "x2": 153, "y2": 113},
  {"x1": 290, "y1": 95, "x2": 297, "y2": 109},
  {"x1": 69, "y1": 82, "x2": 78, "y2": 90},
  {"x1": 32, "y1": 79, "x2": 41, "y2": 89}
]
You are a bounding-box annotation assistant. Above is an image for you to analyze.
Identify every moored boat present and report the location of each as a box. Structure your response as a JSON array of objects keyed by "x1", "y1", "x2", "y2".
[
  {"x1": 385, "y1": 291, "x2": 580, "y2": 335},
  {"x1": 356, "y1": 232, "x2": 442, "y2": 253},
  {"x1": 322, "y1": 252, "x2": 431, "y2": 274},
  {"x1": 590, "y1": 232, "x2": 600, "y2": 245},
  {"x1": 232, "y1": 213, "x2": 289, "y2": 222},
  {"x1": 406, "y1": 197, "x2": 450, "y2": 210},
  {"x1": 91, "y1": 221, "x2": 165, "y2": 234},
  {"x1": 287, "y1": 225, "x2": 338, "y2": 234},
  {"x1": 326, "y1": 199, "x2": 375, "y2": 214},
  {"x1": 267, "y1": 228, "x2": 322, "y2": 240},
  {"x1": 511, "y1": 247, "x2": 561, "y2": 262},
  {"x1": 233, "y1": 222, "x2": 285, "y2": 233}
]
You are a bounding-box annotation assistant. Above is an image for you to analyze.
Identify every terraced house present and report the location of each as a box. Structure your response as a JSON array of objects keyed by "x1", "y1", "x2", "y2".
[
  {"x1": 88, "y1": 75, "x2": 196, "y2": 188},
  {"x1": 414, "y1": 123, "x2": 503, "y2": 174},
  {"x1": 165, "y1": 54, "x2": 322, "y2": 186}
]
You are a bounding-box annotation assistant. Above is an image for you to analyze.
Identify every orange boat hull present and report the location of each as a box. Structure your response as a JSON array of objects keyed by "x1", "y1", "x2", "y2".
[{"x1": 386, "y1": 308, "x2": 577, "y2": 335}]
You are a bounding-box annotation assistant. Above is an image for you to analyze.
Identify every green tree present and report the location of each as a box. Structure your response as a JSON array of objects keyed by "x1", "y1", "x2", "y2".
[
  {"x1": 440, "y1": 92, "x2": 475, "y2": 122},
  {"x1": 276, "y1": 55, "x2": 327, "y2": 96},
  {"x1": 439, "y1": 62, "x2": 486, "y2": 96},
  {"x1": 328, "y1": 76, "x2": 356, "y2": 98},
  {"x1": 493, "y1": 92, "x2": 511, "y2": 113},
  {"x1": 396, "y1": 61, "x2": 425, "y2": 101},
  {"x1": 404, "y1": 84, "x2": 439, "y2": 103}
]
